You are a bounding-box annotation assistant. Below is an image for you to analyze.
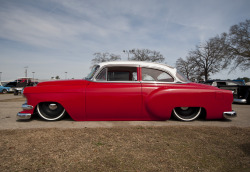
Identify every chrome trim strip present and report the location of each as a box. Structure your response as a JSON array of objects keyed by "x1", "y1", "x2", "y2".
[
  {"x1": 140, "y1": 81, "x2": 179, "y2": 84},
  {"x1": 223, "y1": 111, "x2": 237, "y2": 119},
  {"x1": 92, "y1": 80, "x2": 141, "y2": 83},
  {"x1": 17, "y1": 113, "x2": 31, "y2": 120},
  {"x1": 233, "y1": 98, "x2": 247, "y2": 104},
  {"x1": 22, "y1": 103, "x2": 34, "y2": 110}
]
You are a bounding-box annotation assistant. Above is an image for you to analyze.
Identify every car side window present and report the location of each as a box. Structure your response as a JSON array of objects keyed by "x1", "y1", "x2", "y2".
[
  {"x1": 217, "y1": 82, "x2": 226, "y2": 86},
  {"x1": 96, "y1": 67, "x2": 138, "y2": 81},
  {"x1": 142, "y1": 68, "x2": 174, "y2": 82},
  {"x1": 227, "y1": 82, "x2": 237, "y2": 86},
  {"x1": 96, "y1": 68, "x2": 107, "y2": 81}
]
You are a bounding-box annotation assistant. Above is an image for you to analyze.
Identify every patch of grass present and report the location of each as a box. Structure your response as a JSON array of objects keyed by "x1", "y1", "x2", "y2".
[
  {"x1": 0, "y1": 126, "x2": 249, "y2": 172},
  {"x1": 94, "y1": 141, "x2": 105, "y2": 146}
]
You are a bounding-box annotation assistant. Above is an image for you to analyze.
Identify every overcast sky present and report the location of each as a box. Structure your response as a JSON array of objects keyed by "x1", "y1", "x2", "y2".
[{"x1": 0, "y1": 0, "x2": 249, "y2": 81}]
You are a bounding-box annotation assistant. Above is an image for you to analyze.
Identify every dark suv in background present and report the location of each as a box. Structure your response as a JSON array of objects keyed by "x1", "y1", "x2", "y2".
[{"x1": 204, "y1": 80, "x2": 250, "y2": 104}]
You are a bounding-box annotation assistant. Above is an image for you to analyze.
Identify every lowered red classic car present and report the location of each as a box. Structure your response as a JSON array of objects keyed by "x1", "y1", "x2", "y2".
[{"x1": 17, "y1": 61, "x2": 236, "y2": 121}]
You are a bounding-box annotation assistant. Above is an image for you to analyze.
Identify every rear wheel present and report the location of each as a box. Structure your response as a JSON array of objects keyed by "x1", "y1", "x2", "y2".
[
  {"x1": 173, "y1": 107, "x2": 201, "y2": 121},
  {"x1": 37, "y1": 102, "x2": 66, "y2": 121}
]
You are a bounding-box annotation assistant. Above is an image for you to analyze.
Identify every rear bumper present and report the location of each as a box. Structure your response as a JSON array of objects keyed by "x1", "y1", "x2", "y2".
[
  {"x1": 17, "y1": 113, "x2": 31, "y2": 120},
  {"x1": 223, "y1": 111, "x2": 237, "y2": 119},
  {"x1": 233, "y1": 98, "x2": 247, "y2": 104}
]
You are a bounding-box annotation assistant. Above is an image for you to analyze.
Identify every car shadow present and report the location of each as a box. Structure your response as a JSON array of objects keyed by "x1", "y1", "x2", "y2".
[
  {"x1": 169, "y1": 116, "x2": 232, "y2": 122},
  {"x1": 16, "y1": 113, "x2": 74, "y2": 122}
]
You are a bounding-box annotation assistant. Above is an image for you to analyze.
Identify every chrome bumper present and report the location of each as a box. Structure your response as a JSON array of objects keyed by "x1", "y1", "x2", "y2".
[
  {"x1": 233, "y1": 98, "x2": 247, "y2": 104},
  {"x1": 17, "y1": 113, "x2": 31, "y2": 120},
  {"x1": 223, "y1": 111, "x2": 237, "y2": 119},
  {"x1": 16, "y1": 103, "x2": 33, "y2": 120},
  {"x1": 22, "y1": 103, "x2": 33, "y2": 110}
]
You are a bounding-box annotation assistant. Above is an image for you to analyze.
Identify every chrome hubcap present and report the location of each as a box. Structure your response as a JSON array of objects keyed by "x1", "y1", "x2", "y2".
[
  {"x1": 49, "y1": 104, "x2": 58, "y2": 110},
  {"x1": 180, "y1": 107, "x2": 189, "y2": 110}
]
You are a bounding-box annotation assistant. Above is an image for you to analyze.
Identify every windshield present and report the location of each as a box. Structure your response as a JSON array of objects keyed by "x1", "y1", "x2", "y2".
[
  {"x1": 4, "y1": 82, "x2": 17, "y2": 87},
  {"x1": 176, "y1": 70, "x2": 190, "y2": 83},
  {"x1": 85, "y1": 65, "x2": 100, "y2": 80}
]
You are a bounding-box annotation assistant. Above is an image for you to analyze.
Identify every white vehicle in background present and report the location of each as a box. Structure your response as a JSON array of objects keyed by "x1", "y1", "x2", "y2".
[{"x1": 1, "y1": 78, "x2": 37, "y2": 95}]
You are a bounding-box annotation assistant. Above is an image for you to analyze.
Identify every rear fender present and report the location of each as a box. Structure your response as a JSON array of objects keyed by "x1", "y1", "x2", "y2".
[{"x1": 145, "y1": 88, "x2": 218, "y2": 119}]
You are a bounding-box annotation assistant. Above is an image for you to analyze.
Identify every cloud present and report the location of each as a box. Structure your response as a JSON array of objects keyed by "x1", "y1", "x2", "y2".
[{"x1": 0, "y1": 0, "x2": 249, "y2": 80}]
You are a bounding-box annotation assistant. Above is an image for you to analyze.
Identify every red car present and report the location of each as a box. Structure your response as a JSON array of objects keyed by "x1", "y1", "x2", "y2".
[{"x1": 17, "y1": 61, "x2": 236, "y2": 121}]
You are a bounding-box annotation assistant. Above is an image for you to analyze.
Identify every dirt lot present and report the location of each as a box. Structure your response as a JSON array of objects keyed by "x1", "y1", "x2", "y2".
[
  {"x1": 0, "y1": 94, "x2": 250, "y2": 171},
  {"x1": 0, "y1": 94, "x2": 250, "y2": 129},
  {"x1": 1, "y1": 127, "x2": 250, "y2": 172}
]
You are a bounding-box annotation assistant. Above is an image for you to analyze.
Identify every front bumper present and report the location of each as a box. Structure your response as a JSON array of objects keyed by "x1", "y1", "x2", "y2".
[
  {"x1": 17, "y1": 103, "x2": 33, "y2": 120},
  {"x1": 223, "y1": 111, "x2": 237, "y2": 119},
  {"x1": 17, "y1": 113, "x2": 31, "y2": 120},
  {"x1": 233, "y1": 98, "x2": 247, "y2": 104}
]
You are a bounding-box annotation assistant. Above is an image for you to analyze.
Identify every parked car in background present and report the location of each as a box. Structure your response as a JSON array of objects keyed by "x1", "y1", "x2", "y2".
[
  {"x1": 232, "y1": 79, "x2": 245, "y2": 85},
  {"x1": 12, "y1": 78, "x2": 38, "y2": 95},
  {"x1": 0, "y1": 84, "x2": 11, "y2": 94},
  {"x1": 0, "y1": 78, "x2": 37, "y2": 94},
  {"x1": 17, "y1": 61, "x2": 236, "y2": 121},
  {"x1": 204, "y1": 80, "x2": 250, "y2": 104}
]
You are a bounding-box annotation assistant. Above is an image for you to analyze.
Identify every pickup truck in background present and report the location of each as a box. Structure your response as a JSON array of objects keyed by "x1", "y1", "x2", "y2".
[
  {"x1": 204, "y1": 80, "x2": 250, "y2": 104},
  {"x1": 1, "y1": 78, "x2": 37, "y2": 95}
]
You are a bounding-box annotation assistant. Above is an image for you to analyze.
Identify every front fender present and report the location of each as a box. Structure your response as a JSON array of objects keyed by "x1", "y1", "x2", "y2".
[{"x1": 23, "y1": 85, "x2": 86, "y2": 121}]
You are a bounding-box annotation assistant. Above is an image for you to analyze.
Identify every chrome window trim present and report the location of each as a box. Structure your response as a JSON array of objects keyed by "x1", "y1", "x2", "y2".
[
  {"x1": 91, "y1": 80, "x2": 141, "y2": 83},
  {"x1": 140, "y1": 81, "x2": 184, "y2": 84}
]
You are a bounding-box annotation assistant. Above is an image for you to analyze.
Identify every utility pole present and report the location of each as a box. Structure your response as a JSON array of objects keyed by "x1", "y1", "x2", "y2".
[
  {"x1": 65, "y1": 72, "x2": 67, "y2": 79},
  {"x1": 123, "y1": 50, "x2": 130, "y2": 60},
  {"x1": 32, "y1": 72, "x2": 35, "y2": 82},
  {"x1": 24, "y1": 66, "x2": 28, "y2": 77},
  {"x1": 123, "y1": 49, "x2": 135, "y2": 60}
]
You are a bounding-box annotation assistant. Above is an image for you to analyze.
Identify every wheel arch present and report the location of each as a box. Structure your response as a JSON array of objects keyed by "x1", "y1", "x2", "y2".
[
  {"x1": 26, "y1": 92, "x2": 85, "y2": 121},
  {"x1": 145, "y1": 88, "x2": 212, "y2": 119}
]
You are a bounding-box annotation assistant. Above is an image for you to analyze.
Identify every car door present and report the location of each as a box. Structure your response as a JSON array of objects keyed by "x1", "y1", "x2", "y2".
[{"x1": 86, "y1": 66, "x2": 142, "y2": 120}]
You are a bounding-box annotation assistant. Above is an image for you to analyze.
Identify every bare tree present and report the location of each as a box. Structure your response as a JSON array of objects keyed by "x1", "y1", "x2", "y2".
[
  {"x1": 129, "y1": 49, "x2": 165, "y2": 62},
  {"x1": 188, "y1": 36, "x2": 231, "y2": 81},
  {"x1": 176, "y1": 57, "x2": 196, "y2": 80},
  {"x1": 176, "y1": 19, "x2": 249, "y2": 81},
  {"x1": 225, "y1": 19, "x2": 250, "y2": 71},
  {"x1": 91, "y1": 52, "x2": 121, "y2": 68}
]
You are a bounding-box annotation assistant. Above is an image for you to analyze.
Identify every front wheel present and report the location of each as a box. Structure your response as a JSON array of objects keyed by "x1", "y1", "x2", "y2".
[
  {"x1": 37, "y1": 102, "x2": 66, "y2": 121},
  {"x1": 173, "y1": 107, "x2": 201, "y2": 121},
  {"x1": 2, "y1": 89, "x2": 7, "y2": 94}
]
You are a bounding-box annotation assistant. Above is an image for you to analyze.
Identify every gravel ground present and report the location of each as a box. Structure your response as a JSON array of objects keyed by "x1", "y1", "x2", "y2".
[{"x1": 0, "y1": 94, "x2": 249, "y2": 129}]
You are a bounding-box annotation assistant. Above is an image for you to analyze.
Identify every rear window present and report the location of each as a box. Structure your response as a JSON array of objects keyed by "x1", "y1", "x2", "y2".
[
  {"x1": 176, "y1": 71, "x2": 190, "y2": 82},
  {"x1": 141, "y1": 68, "x2": 174, "y2": 82}
]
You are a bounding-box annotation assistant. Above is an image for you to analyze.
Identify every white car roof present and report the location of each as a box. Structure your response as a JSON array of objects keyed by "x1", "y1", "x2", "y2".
[{"x1": 98, "y1": 61, "x2": 176, "y2": 73}]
